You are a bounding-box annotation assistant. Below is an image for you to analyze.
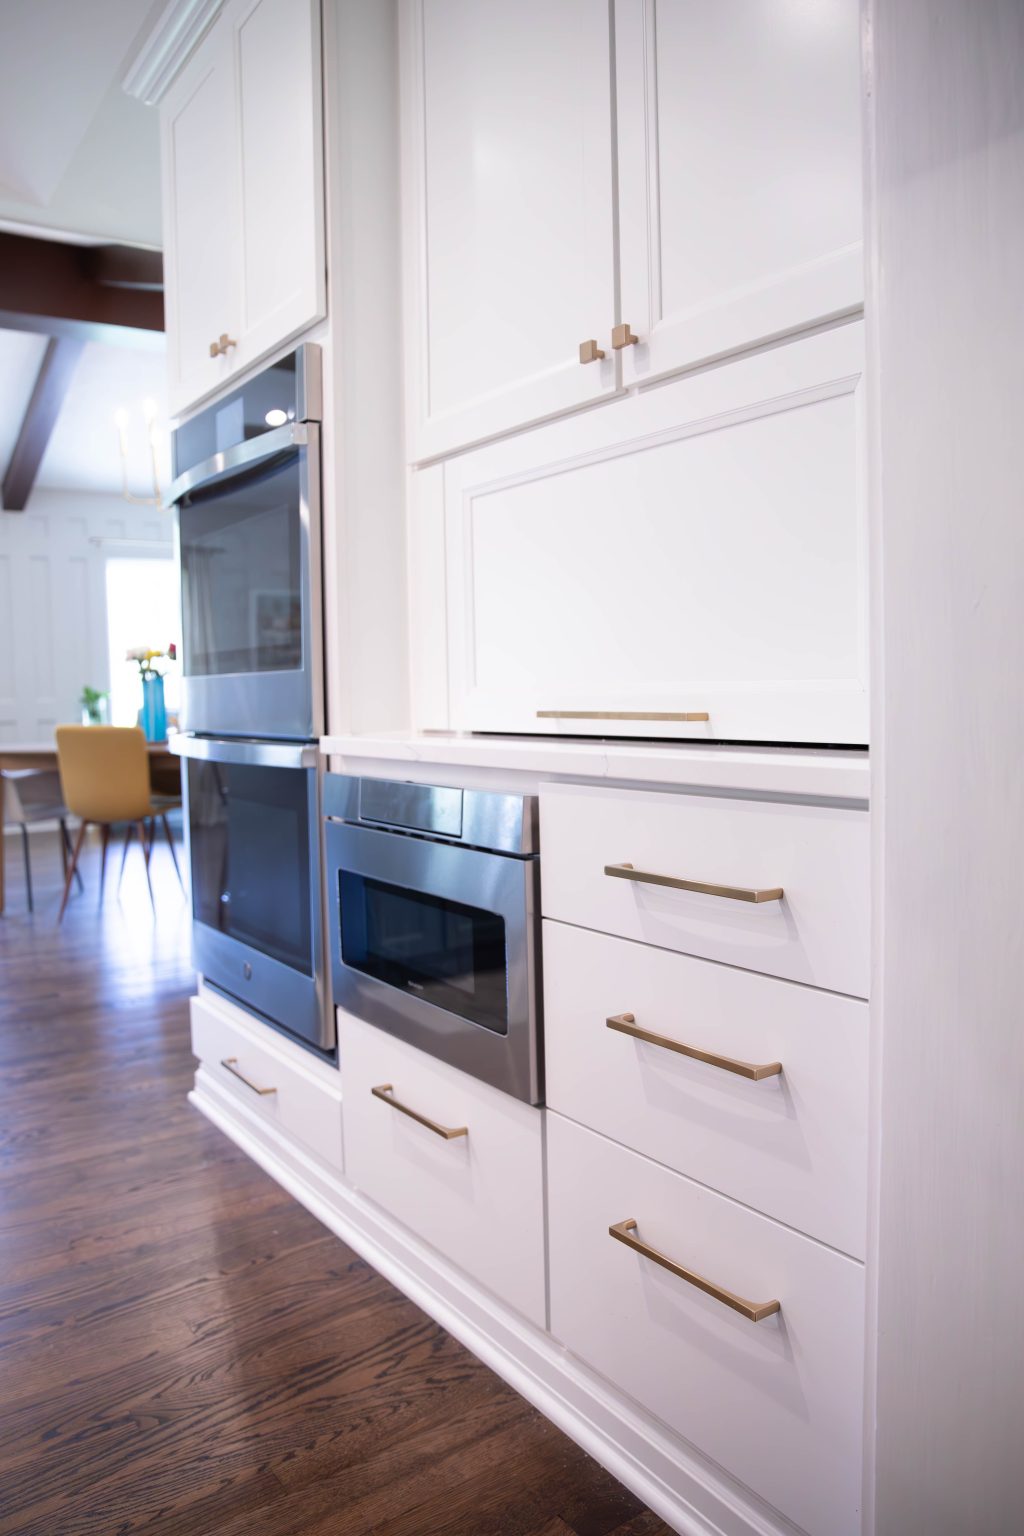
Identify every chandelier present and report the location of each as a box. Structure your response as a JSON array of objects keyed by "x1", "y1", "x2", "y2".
[{"x1": 114, "y1": 397, "x2": 164, "y2": 507}]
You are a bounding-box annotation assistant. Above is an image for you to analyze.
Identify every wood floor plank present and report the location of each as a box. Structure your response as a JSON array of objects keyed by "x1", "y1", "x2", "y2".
[{"x1": 0, "y1": 832, "x2": 674, "y2": 1536}]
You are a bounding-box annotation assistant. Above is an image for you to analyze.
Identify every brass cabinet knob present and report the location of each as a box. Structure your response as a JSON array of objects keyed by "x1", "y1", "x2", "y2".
[
  {"x1": 579, "y1": 338, "x2": 605, "y2": 364},
  {"x1": 611, "y1": 322, "x2": 639, "y2": 349},
  {"x1": 209, "y1": 333, "x2": 237, "y2": 358}
]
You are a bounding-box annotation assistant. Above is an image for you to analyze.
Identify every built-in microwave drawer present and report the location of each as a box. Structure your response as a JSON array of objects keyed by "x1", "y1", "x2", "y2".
[
  {"x1": 338, "y1": 1009, "x2": 546, "y2": 1327},
  {"x1": 540, "y1": 782, "x2": 869, "y2": 998},
  {"x1": 547, "y1": 1113, "x2": 865, "y2": 1536},
  {"x1": 544, "y1": 920, "x2": 868, "y2": 1257},
  {"x1": 191, "y1": 993, "x2": 343, "y2": 1172}
]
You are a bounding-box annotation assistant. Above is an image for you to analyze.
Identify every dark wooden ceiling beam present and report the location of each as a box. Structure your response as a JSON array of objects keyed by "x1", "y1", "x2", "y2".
[
  {"x1": 0, "y1": 232, "x2": 164, "y2": 338},
  {"x1": 1, "y1": 336, "x2": 86, "y2": 512},
  {"x1": 82, "y1": 243, "x2": 164, "y2": 292}
]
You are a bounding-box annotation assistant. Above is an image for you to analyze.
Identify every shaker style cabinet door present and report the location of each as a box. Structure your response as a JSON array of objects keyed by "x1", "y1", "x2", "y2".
[
  {"x1": 444, "y1": 322, "x2": 867, "y2": 745},
  {"x1": 614, "y1": 0, "x2": 863, "y2": 388},
  {"x1": 160, "y1": 13, "x2": 240, "y2": 416},
  {"x1": 228, "y1": 0, "x2": 325, "y2": 379},
  {"x1": 400, "y1": 0, "x2": 618, "y2": 462}
]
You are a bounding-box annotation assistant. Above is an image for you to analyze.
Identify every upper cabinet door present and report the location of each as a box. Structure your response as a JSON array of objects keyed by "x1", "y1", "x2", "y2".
[
  {"x1": 401, "y1": 0, "x2": 618, "y2": 463},
  {"x1": 161, "y1": 14, "x2": 239, "y2": 415},
  {"x1": 615, "y1": 0, "x2": 863, "y2": 389},
  {"x1": 445, "y1": 322, "x2": 867, "y2": 746},
  {"x1": 228, "y1": 0, "x2": 326, "y2": 376}
]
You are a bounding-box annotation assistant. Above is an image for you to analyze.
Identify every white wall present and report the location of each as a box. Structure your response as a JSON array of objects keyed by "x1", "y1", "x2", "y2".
[
  {"x1": 0, "y1": 489, "x2": 172, "y2": 743},
  {"x1": 867, "y1": 3, "x2": 1024, "y2": 1532}
]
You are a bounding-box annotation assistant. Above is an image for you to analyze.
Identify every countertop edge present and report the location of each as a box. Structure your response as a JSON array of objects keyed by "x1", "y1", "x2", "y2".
[{"x1": 320, "y1": 734, "x2": 870, "y2": 805}]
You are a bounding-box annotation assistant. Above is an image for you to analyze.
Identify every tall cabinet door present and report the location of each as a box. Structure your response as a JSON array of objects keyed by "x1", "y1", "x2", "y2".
[
  {"x1": 228, "y1": 0, "x2": 326, "y2": 377},
  {"x1": 401, "y1": 0, "x2": 618, "y2": 462},
  {"x1": 615, "y1": 0, "x2": 863, "y2": 389},
  {"x1": 160, "y1": 13, "x2": 240, "y2": 416},
  {"x1": 444, "y1": 323, "x2": 867, "y2": 746}
]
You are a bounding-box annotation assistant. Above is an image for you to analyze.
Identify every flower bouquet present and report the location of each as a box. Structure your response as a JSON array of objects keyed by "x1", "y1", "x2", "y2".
[{"x1": 127, "y1": 644, "x2": 177, "y2": 741}]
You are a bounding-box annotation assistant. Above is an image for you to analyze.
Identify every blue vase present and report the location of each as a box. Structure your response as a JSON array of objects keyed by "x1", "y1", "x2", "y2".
[{"x1": 141, "y1": 674, "x2": 167, "y2": 743}]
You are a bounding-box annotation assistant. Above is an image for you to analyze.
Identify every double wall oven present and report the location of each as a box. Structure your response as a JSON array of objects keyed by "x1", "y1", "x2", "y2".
[{"x1": 169, "y1": 345, "x2": 333, "y2": 1053}]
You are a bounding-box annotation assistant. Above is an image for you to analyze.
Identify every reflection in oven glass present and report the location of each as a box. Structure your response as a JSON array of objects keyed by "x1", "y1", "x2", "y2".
[
  {"x1": 188, "y1": 760, "x2": 312, "y2": 974},
  {"x1": 180, "y1": 454, "x2": 302, "y2": 679},
  {"x1": 339, "y1": 873, "x2": 509, "y2": 1035}
]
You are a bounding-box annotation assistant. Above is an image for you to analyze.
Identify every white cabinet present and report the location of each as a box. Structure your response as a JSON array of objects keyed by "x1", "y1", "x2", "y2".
[
  {"x1": 615, "y1": 0, "x2": 863, "y2": 389},
  {"x1": 444, "y1": 323, "x2": 867, "y2": 744},
  {"x1": 400, "y1": 0, "x2": 862, "y2": 461},
  {"x1": 161, "y1": 0, "x2": 325, "y2": 416},
  {"x1": 540, "y1": 777, "x2": 871, "y2": 997},
  {"x1": 399, "y1": 0, "x2": 617, "y2": 461},
  {"x1": 191, "y1": 992, "x2": 344, "y2": 1173},
  {"x1": 547, "y1": 1112, "x2": 865, "y2": 1536},
  {"x1": 161, "y1": 12, "x2": 239, "y2": 413},
  {"x1": 339, "y1": 1009, "x2": 547, "y2": 1327},
  {"x1": 544, "y1": 920, "x2": 869, "y2": 1256}
]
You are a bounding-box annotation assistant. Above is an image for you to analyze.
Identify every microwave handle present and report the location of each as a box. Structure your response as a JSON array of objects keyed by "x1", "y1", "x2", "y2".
[
  {"x1": 169, "y1": 735, "x2": 318, "y2": 770},
  {"x1": 165, "y1": 421, "x2": 310, "y2": 508}
]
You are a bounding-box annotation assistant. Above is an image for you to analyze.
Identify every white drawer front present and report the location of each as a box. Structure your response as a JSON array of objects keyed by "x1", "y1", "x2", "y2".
[
  {"x1": 541, "y1": 783, "x2": 869, "y2": 997},
  {"x1": 544, "y1": 921, "x2": 868, "y2": 1257},
  {"x1": 548, "y1": 1114, "x2": 864, "y2": 1536},
  {"x1": 338, "y1": 1010, "x2": 546, "y2": 1328},
  {"x1": 190, "y1": 996, "x2": 343, "y2": 1172}
]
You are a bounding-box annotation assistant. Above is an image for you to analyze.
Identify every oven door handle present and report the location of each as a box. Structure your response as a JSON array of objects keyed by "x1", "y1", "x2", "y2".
[
  {"x1": 165, "y1": 421, "x2": 310, "y2": 508},
  {"x1": 169, "y1": 735, "x2": 318, "y2": 770}
]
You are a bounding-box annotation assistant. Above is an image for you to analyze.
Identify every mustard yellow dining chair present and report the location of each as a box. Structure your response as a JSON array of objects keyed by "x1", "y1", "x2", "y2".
[{"x1": 54, "y1": 726, "x2": 181, "y2": 921}]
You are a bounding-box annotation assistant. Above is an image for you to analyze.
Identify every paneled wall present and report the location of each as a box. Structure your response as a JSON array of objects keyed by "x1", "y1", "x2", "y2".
[{"x1": 0, "y1": 490, "x2": 172, "y2": 744}]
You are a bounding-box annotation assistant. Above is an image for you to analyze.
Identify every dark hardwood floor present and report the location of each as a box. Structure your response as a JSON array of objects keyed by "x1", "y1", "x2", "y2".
[{"x1": 0, "y1": 829, "x2": 671, "y2": 1536}]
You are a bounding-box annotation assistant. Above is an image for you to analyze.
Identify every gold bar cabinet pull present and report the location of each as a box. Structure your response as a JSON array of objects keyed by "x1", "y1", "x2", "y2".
[
  {"x1": 605, "y1": 862, "x2": 784, "y2": 905},
  {"x1": 606, "y1": 1013, "x2": 782, "y2": 1081},
  {"x1": 536, "y1": 710, "x2": 710, "y2": 723},
  {"x1": 209, "y1": 333, "x2": 237, "y2": 357},
  {"x1": 611, "y1": 322, "x2": 639, "y2": 349},
  {"x1": 579, "y1": 339, "x2": 605, "y2": 364},
  {"x1": 220, "y1": 1057, "x2": 277, "y2": 1096},
  {"x1": 371, "y1": 1084, "x2": 468, "y2": 1141},
  {"x1": 609, "y1": 1218, "x2": 781, "y2": 1323}
]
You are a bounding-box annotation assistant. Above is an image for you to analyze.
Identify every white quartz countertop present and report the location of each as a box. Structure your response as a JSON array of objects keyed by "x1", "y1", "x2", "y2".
[{"x1": 321, "y1": 733, "x2": 869, "y2": 804}]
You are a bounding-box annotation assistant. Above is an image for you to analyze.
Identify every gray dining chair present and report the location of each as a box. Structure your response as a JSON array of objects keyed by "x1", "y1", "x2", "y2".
[{"x1": 1, "y1": 770, "x2": 82, "y2": 913}]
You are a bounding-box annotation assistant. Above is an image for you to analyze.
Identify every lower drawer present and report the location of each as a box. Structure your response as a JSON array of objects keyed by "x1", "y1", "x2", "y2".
[
  {"x1": 191, "y1": 994, "x2": 344, "y2": 1173},
  {"x1": 547, "y1": 1113, "x2": 864, "y2": 1536},
  {"x1": 339, "y1": 1008, "x2": 546, "y2": 1328}
]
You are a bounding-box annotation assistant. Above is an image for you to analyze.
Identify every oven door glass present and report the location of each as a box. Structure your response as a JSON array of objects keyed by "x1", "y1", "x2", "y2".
[
  {"x1": 188, "y1": 759, "x2": 312, "y2": 974},
  {"x1": 179, "y1": 452, "x2": 303, "y2": 680},
  {"x1": 338, "y1": 871, "x2": 509, "y2": 1035}
]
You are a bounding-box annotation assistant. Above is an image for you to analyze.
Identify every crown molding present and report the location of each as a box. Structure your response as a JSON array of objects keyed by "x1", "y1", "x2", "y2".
[{"x1": 121, "y1": 0, "x2": 224, "y2": 105}]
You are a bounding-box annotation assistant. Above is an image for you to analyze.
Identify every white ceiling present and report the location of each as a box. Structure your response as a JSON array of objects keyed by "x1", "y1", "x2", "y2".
[
  {"x1": 0, "y1": 0, "x2": 165, "y2": 246},
  {"x1": 0, "y1": 3, "x2": 172, "y2": 502},
  {"x1": 0, "y1": 326, "x2": 170, "y2": 505}
]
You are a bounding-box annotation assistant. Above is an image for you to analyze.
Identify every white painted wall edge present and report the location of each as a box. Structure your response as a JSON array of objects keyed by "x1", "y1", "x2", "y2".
[{"x1": 189, "y1": 1069, "x2": 805, "y2": 1536}]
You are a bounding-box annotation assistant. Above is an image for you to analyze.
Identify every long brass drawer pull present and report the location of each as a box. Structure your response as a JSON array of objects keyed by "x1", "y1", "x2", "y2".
[
  {"x1": 371, "y1": 1083, "x2": 468, "y2": 1140},
  {"x1": 605, "y1": 862, "x2": 784, "y2": 904},
  {"x1": 220, "y1": 1057, "x2": 277, "y2": 1096},
  {"x1": 536, "y1": 710, "x2": 710, "y2": 723},
  {"x1": 609, "y1": 1218, "x2": 781, "y2": 1323},
  {"x1": 606, "y1": 1013, "x2": 782, "y2": 1081}
]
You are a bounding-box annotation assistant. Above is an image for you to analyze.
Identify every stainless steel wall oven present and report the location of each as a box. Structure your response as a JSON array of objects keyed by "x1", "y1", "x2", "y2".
[
  {"x1": 324, "y1": 775, "x2": 542, "y2": 1104},
  {"x1": 168, "y1": 345, "x2": 323, "y2": 742},
  {"x1": 172, "y1": 734, "x2": 332, "y2": 1052}
]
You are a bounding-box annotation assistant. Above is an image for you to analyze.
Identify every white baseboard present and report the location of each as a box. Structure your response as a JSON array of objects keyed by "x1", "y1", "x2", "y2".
[{"x1": 190, "y1": 1068, "x2": 801, "y2": 1536}]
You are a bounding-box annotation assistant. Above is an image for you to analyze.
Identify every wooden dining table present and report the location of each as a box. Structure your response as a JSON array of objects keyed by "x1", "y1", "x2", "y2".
[{"x1": 0, "y1": 742, "x2": 181, "y2": 915}]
